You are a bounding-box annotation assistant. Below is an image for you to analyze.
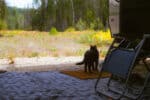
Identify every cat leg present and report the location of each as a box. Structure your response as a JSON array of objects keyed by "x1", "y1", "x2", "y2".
[
  {"x1": 95, "y1": 60, "x2": 99, "y2": 71},
  {"x1": 92, "y1": 62, "x2": 95, "y2": 71},
  {"x1": 88, "y1": 63, "x2": 92, "y2": 73},
  {"x1": 84, "y1": 63, "x2": 88, "y2": 72}
]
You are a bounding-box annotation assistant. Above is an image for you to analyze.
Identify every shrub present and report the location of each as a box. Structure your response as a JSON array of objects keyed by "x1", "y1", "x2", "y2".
[
  {"x1": 95, "y1": 18, "x2": 104, "y2": 30},
  {"x1": 78, "y1": 29, "x2": 113, "y2": 46},
  {"x1": 0, "y1": 20, "x2": 7, "y2": 30},
  {"x1": 75, "y1": 18, "x2": 87, "y2": 31},
  {"x1": 78, "y1": 33, "x2": 93, "y2": 44},
  {"x1": 65, "y1": 27, "x2": 76, "y2": 32},
  {"x1": 92, "y1": 30, "x2": 112, "y2": 45},
  {"x1": 49, "y1": 27, "x2": 58, "y2": 35}
]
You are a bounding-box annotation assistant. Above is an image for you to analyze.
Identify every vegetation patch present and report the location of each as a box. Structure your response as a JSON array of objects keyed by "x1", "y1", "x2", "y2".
[
  {"x1": 0, "y1": 30, "x2": 112, "y2": 59},
  {"x1": 65, "y1": 27, "x2": 76, "y2": 32},
  {"x1": 49, "y1": 27, "x2": 58, "y2": 35},
  {"x1": 78, "y1": 30, "x2": 113, "y2": 46}
]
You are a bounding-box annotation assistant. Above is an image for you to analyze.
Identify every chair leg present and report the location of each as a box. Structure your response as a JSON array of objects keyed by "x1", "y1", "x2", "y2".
[
  {"x1": 116, "y1": 72, "x2": 131, "y2": 99},
  {"x1": 95, "y1": 72, "x2": 102, "y2": 93},
  {"x1": 107, "y1": 75, "x2": 112, "y2": 90},
  {"x1": 95, "y1": 62, "x2": 104, "y2": 92}
]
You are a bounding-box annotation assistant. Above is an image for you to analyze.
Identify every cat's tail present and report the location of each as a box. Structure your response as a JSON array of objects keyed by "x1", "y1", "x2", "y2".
[{"x1": 76, "y1": 61, "x2": 84, "y2": 65}]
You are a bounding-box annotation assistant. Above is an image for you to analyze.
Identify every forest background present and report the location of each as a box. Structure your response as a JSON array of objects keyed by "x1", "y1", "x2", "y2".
[
  {"x1": 0, "y1": 0, "x2": 108, "y2": 31},
  {"x1": 0, "y1": 0, "x2": 112, "y2": 58}
]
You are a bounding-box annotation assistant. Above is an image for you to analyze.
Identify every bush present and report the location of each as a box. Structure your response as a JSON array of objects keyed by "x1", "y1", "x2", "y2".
[
  {"x1": 49, "y1": 27, "x2": 58, "y2": 35},
  {"x1": 75, "y1": 18, "x2": 87, "y2": 31},
  {"x1": 78, "y1": 30, "x2": 113, "y2": 46},
  {"x1": 95, "y1": 18, "x2": 104, "y2": 30},
  {"x1": 65, "y1": 27, "x2": 76, "y2": 32},
  {"x1": 78, "y1": 33, "x2": 93, "y2": 44},
  {"x1": 0, "y1": 20, "x2": 7, "y2": 30}
]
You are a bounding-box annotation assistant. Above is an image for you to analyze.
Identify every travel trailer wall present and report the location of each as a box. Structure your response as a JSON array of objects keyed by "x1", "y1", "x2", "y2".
[{"x1": 109, "y1": 0, "x2": 150, "y2": 39}]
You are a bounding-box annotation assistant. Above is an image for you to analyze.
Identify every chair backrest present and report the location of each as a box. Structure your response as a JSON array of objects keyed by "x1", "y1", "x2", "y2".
[
  {"x1": 102, "y1": 49, "x2": 135, "y2": 78},
  {"x1": 102, "y1": 34, "x2": 148, "y2": 79}
]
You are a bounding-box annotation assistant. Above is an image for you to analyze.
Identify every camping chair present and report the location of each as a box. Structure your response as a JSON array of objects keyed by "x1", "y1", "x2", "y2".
[{"x1": 95, "y1": 34, "x2": 150, "y2": 99}]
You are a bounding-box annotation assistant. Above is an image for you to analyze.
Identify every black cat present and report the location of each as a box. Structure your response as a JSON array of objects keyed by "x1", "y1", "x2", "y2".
[{"x1": 76, "y1": 45, "x2": 99, "y2": 73}]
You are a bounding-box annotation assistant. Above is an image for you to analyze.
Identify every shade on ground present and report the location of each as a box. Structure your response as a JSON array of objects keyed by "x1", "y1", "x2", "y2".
[{"x1": 0, "y1": 71, "x2": 107, "y2": 100}]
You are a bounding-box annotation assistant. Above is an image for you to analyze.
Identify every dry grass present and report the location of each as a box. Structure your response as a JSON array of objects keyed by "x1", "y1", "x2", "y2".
[{"x1": 0, "y1": 30, "x2": 111, "y2": 58}]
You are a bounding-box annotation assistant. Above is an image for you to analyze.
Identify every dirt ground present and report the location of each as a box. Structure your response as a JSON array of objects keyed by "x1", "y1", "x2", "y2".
[{"x1": 0, "y1": 31, "x2": 91, "y2": 58}]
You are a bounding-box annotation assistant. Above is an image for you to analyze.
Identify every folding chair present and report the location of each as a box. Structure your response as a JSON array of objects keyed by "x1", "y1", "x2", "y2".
[{"x1": 95, "y1": 35, "x2": 150, "y2": 100}]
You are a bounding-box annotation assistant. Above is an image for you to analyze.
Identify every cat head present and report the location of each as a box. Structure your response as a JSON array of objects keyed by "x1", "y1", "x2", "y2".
[{"x1": 90, "y1": 45, "x2": 97, "y2": 50}]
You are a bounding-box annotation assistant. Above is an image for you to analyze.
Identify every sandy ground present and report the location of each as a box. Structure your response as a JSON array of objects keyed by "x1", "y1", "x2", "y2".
[{"x1": 0, "y1": 56, "x2": 84, "y2": 72}]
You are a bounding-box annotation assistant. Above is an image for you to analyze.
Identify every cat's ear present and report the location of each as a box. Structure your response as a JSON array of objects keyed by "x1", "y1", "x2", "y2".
[
  {"x1": 90, "y1": 45, "x2": 93, "y2": 49},
  {"x1": 90, "y1": 45, "x2": 92, "y2": 49},
  {"x1": 93, "y1": 45, "x2": 97, "y2": 48}
]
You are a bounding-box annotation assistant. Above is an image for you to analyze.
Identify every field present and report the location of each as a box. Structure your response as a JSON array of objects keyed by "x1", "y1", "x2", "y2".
[{"x1": 0, "y1": 30, "x2": 113, "y2": 59}]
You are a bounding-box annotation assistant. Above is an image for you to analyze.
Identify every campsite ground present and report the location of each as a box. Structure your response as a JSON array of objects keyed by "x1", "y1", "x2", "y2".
[
  {"x1": 0, "y1": 71, "x2": 107, "y2": 100},
  {"x1": 0, "y1": 30, "x2": 111, "y2": 100},
  {"x1": 0, "y1": 57, "x2": 108, "y2": 100},
  {"x1": 1, "y1": 30, "x2": 149, "y2": 100},
  {"x1": 0, "y1": 56, "x2": 149, "y2": 100}
]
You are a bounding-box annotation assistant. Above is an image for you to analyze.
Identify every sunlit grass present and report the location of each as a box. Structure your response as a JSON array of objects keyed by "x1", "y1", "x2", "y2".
[
  {"x1": 65, "y1": 27, "x2": 76, "y2": 32},
  {"x1": 78, "y1": 29, "x2": 113, "y2": 46},
  {"x1": 0, "y1": 30, "x2": 112, "y2": 58}
]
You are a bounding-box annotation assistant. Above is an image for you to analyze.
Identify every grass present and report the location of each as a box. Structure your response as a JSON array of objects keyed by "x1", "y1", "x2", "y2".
[
  {"x1": 0, "y1": 30, "x2": 112, "y2": 58},
  {"x1": 78, "y1": 30, "x2": 113, "y2": 46}
]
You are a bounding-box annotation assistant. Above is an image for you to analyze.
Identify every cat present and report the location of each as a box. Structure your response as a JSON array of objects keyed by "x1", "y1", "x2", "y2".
[{"x1": 76, "y1": 45, "x2": 99, "y2": 73}]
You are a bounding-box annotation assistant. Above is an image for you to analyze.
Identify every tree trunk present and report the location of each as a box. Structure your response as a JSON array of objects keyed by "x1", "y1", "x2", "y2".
[{"x1": 70, "y1": 0, "x2": 75, "y2": 26}]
